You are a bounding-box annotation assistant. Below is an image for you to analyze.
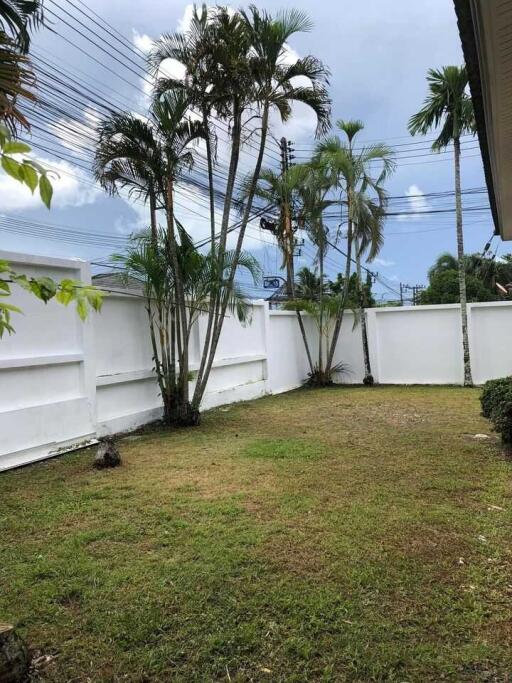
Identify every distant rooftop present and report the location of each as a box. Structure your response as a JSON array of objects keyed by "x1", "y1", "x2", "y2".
[{"x1": 92, "y1": 272, "x2": 144, "y2": 294}]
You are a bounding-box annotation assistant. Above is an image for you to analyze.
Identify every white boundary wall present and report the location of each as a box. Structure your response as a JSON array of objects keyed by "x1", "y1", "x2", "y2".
[{"x1": 2, "y1": 250, "x2": 512, "y2": 470}]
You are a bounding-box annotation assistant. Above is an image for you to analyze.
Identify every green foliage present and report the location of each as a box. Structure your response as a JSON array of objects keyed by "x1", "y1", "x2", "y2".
[
  {"x1": 420, "y1": 270, "x2": 496, "y2": 305},
  {"x1": 480, "y1": 376, "x2": 512, "y2": 444},
  {"x1": 0, "y1": 260, "x2": 104, "y2": 337},
  {"x1": 0, "y1": 124, "x2": 55, "y2": 206},
  {"x1": 329, "y1": 271, "x2": 375, "y2": 307},
  {"x1": 304, "y1": 361, "x2": 350, "y2": 387},
  {"x1": 112, "y1": 228, "x2": 260, "y2": 424},
  {"x1": 408, "y1": 66, "x2": 475, "y2": 148},
  {"x1": 480, "y1": 377, "x2": 512, "y2": 419},
  {"x1": 419, "y1": 251, "x2": 512, "y2": 304},
  {"x1": 0, "y1": 0, "x2": 43, "y2": 132}
]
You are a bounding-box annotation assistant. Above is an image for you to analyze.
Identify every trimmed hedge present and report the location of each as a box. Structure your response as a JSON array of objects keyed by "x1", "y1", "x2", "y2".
[{"x1": 480, "y1": 376, "x2": 512, "y2": 445}]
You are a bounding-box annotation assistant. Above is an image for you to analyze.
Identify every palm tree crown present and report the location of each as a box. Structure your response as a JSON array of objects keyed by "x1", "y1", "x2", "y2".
[{"x1": 408, "y1": 66, "x2": 475, "y2": 148}]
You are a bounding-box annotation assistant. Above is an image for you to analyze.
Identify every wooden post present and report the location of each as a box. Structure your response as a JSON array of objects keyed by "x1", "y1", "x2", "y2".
[{"x1": 0, "y1": 624, "x2": 29, "y2": 683}]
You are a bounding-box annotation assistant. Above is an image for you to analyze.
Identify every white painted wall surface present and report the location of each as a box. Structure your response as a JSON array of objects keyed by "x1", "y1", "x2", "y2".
[
  {"x1": 2, "y1": 251, "x2": 512, "y2": 470},
  {"x1": 0, "y1": 252, "x2": 96, "y2": 470}
]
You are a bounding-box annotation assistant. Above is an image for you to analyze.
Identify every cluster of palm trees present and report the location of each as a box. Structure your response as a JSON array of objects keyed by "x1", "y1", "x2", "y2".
[
  {"x1": 93, "y1": 5, "x2": 331, "y2": 424},
  {"x1": 248, "y1": 119, "x2": 395, "y2": 385}
]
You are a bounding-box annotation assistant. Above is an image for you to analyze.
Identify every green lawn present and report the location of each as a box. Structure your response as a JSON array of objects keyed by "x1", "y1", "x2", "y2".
[{"x1": 1, "y1": 386, "x2": 511, "y2": 682}]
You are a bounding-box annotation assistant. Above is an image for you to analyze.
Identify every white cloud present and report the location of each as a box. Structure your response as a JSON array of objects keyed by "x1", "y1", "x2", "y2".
[
  {"x1": 177, "y1": 4, "x2": 195, "y2": 33},
  {"x1": 132, "y1": 29, "x2": 153, "y2": 54},
  {"x1": 0, "y1": 156, "x2": 100, "y2": 212},
  {"x1": 398, "y1": 184, "x2": 430, "y2": 221},
  {"x1": 373, "y1": 257, "x2": 395, "y2": 267},
  {"x1": 49, "y1": 107, "x2": 101, "y2": 157}
]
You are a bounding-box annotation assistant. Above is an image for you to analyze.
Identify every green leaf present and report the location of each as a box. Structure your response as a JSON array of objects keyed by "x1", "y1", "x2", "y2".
[
  {"x1": 0, "y1": 260, "x2": 11, "y2": 274},
  {"x1": 0, "y1": 124, "x2": 9, "y2": 146},
  {"x1": 76, "y1": 297, "x2": 88, "y2": 321},
  {"x1": 21, "y1": 163, "x2": 38, "y2": 193},
  {"x1": 23, "y1": 159, "x2": 46, "y2": 174},
  {"x1": 55, "y1": 287, "x2": 74, "y2": 306},
  {"x1": 1, "y1": 302, "x2": 23, "y2": 313},
  {"x1": 39, "y1": 174, "x2": 53, "y2": 209},
  {"x1": 33, "y1": 276, "x2": 57, "y2": 302},
  {"x1": 0, "y1": 279, "x2": 10, "y2": 293},
  {"x1": 4, "y1": 141, "x2": 31, "y2": 154},
  {"x1": 1, "y1": 155, "x2": 22, "y2": 180},
  {"x1": 12, "y1": 273, "x2": 31, "y2": 291}
]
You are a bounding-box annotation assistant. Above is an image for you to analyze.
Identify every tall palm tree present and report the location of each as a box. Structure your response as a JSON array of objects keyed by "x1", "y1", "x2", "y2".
[
  {"x1": 153, "y1": 6, "x2": 331, "y2": 414},
  {"x1": 316, "y1": 120, "x2": 394, "y2": 382},
  {"x1": 151, "y1": 89, "x2": 206, "y2": 422},
  {"x1": 408, "y1": 66, "x2": 476, "y2": 386}
]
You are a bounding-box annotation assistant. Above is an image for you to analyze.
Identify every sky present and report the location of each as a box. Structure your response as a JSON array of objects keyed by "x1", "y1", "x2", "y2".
[{"x1": 0, "y1": 0, "x2": 498, "y2": 302}]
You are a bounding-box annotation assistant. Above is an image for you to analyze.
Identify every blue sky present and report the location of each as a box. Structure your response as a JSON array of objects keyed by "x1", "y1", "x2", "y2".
[{"x1": 0, "y1": 0, "x2": 497, "y2": 302}]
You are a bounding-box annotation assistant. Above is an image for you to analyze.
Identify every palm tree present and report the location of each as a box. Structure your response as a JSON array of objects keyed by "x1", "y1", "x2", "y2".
[
  {"x1": 150, "y1": 5, "x2": 218, "y2": 249},
  {"x1": 94, "y1": 113, "x2": 165, "y2": 242},
  {"x1": 408, "y1": 66, "x2": 476, "y2": 386},
  {"x1": 153, "y1": 6, "x2": 331, "y2": 415},
  {"x1": 112, "y1": 226, "x2": 260, "y2": 425},
  {"x1": 151, "y1": 89, "x2": 207, "y2": 422},
  {"x1": 0, "y1": 0, "x2": 44, "y2": 131},
  {"x1": 315, "y1": 120, "x2": 394, "y2": 383},
  {"x1": 95, "y1": 90, "x2": 206, "y2": 424},
  {"x1": 241, "y1": 164, "x2": 317, "y2": 373}
]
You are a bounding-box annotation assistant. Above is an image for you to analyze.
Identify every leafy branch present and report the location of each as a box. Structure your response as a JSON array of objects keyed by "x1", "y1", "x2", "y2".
[{"x1": 0, "y1": 260, "x2": 104, "y2": 337}]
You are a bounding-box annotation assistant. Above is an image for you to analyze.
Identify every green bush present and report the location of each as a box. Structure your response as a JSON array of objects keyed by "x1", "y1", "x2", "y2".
[
  {"x1": 480, "y1": 377, "x2": 512, "y2": 419},
  {"x1": 480, "y1": 376, "x2": 512, "y2": 444}
]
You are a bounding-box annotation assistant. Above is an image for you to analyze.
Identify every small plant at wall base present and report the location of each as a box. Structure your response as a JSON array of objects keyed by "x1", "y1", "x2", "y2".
[{"x1": 480, "y1": 376, "x2": 512, "y2": 453}]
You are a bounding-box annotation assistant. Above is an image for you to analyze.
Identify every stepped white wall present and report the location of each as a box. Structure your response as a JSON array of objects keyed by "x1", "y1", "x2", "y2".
[{"x1": 2, "y1": 250, "x2": 512, "y2": 470}]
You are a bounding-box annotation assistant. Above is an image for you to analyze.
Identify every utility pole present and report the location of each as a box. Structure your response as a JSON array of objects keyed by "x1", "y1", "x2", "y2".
[
  {"x1": 280, "y1": 137, "x2": 294, "y2": 298},
  {"x1": 399, "y1": 282, "x2": 425, "y2": 306}
]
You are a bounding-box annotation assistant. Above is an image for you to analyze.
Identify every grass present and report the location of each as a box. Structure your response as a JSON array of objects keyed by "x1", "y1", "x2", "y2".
[{"x1": 1, "y1": 386, "x2": 511, "y2": 682}]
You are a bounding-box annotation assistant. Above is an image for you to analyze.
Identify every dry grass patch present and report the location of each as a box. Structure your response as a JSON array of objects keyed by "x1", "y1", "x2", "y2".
[{"x1": 1, "y1": 386, "x2": 511, "y2": 682}]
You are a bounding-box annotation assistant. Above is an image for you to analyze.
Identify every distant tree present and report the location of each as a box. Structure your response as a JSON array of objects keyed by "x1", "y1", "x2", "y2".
[
  {"x1": 419, "y1": 251, "x2": 512, "y2": 304},
  {"x1": 329, "y1": 271, "x2": 375, "y2": 307},
  {"x1": 409, "y1": 66, "x2": 476, "y2": 385},
  {"x1": 420, "y1": 270, "x2": 496, "y2": 305}
]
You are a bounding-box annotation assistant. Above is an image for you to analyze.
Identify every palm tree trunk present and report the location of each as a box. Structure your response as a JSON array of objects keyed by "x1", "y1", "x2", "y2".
[
  {"x1": 326, "y1": 215, "x2": 353, "y2": 375},
  {"x1": 190, "y1": 102, "x2": 243, "y2": 412},
  {"x1": 147, "y1": 303, "x2": 169, "y2": 422},
  {"x1": 165, "y1": 175, "x2": 192, "y2": 418},
  {"x1": 192, "y1": 103, "x2": 267, "y2": 410},
  {"x1": 288, "y1": 237, "x2": 315, "y2": 376},
  {"x1": 149, "y1": 187, "x2": 157, "y2": 244},
  {"x1": 204, "y1": 108, "x2": 216, "y2": 252},
  {"x1": 318, "y1": 237, "x2": 324, "y2": 374},
  {"x1": 355, "y1": 243, "x2": 372, "y2": 382},
  {"x1": 454, "y1": 136, "x2": 473, "y2": 386}
]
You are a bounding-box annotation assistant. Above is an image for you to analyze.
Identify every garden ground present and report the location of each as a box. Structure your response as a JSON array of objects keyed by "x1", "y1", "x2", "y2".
[{"x1": 1, "y1": 386, "x2": 511, "y2": 682}]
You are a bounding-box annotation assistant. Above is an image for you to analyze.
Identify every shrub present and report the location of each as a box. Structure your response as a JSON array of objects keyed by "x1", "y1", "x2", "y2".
[
  {"x1": 480, "y1": 376, "x2": 512, "y2": 419},
  {"x1": 480, "y1": 376, "x2": 512, "y2": 445}
]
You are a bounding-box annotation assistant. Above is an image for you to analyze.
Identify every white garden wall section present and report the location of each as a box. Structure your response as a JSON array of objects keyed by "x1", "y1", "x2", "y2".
[{"x1": 2, "y1": 250, "x2": 512, "y2": 471}]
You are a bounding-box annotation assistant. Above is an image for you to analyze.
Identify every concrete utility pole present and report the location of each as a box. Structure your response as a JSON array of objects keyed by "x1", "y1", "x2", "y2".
[
  {"x1": 399, "y1": 283, "x2": 425, "y2": 306},
  {"x1": 280, "y1": 137, "x2": 295, "y2": 298}
]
